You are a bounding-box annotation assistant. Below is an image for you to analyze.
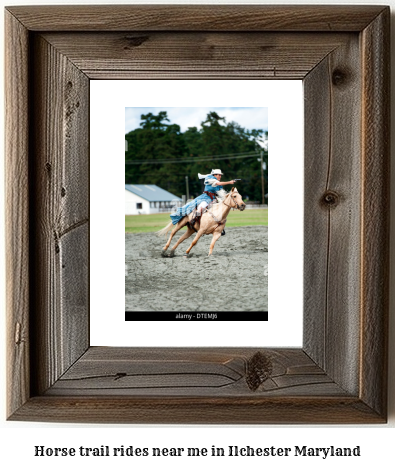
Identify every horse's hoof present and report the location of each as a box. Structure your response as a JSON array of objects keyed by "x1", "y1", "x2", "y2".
[
  {"x1": 184, "y1": 253, "x2": 193, "y2": 258},
  {"x1": 161, "y1": 250, "x2": 167, "y2": 257},
  {"x1": 169, "y1": 251, "x2": 175, "y2": 258}
]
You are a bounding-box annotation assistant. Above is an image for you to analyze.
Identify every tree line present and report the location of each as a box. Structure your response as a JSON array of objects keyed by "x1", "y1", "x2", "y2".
[{"x1": 125, "y1": 111, "x2": 268, "y2": 202}]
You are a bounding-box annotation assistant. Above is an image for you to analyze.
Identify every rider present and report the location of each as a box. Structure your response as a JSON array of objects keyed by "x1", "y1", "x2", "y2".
[{"x1": 170, "y1": 169, "x2": 235, "y2": 226}]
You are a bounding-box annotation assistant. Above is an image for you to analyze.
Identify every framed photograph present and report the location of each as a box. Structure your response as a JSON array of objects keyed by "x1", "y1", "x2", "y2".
[
  {"x1": 90, "y1": 81, "x2": 303, "y2": 345},
  {"x1": 5, "y1": 5, "x2": 389, "y2": 423},
  {"x1": 124, "y1": 104, "x2": 270, "y2": 321}
]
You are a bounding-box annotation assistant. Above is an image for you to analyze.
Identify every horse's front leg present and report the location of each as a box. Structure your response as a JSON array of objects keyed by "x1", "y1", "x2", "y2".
[
  {"x1": 208, "y1": 230, "x2": 222, "y2": 256},
  {"x1": 185, "y1": 229, "x2": 204, "y2": 255}
]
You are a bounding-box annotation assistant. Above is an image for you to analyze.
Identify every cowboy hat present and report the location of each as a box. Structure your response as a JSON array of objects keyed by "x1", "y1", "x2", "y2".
[{"x1": 211, "y1": 169, "x2": 223, "y2": 175}]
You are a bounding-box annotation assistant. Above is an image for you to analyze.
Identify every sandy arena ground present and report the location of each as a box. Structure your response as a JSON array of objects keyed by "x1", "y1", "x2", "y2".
[{"x1": 125, "y1": 226, "x2": 268, "y2": 311}]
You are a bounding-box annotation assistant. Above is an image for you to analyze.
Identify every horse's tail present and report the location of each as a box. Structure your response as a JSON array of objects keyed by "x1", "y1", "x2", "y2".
[{"x1": 156, "y1": 221, "x2": 173, "y2": 237}]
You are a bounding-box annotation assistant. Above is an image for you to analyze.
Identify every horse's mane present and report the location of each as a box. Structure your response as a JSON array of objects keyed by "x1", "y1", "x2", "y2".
[{"x1": 216, "y1": 188, "x2": 228, "y2": 202}]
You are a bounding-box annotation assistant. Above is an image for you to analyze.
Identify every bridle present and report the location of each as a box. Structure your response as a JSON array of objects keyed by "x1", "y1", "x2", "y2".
[{"x1": 223, "y1": 192, "x2": 242, "y2": 210}]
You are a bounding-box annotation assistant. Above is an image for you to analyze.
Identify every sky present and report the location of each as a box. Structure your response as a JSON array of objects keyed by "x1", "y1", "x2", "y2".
[{"x1": 125, "y1": 107, "x2": 268, "y2": 134}]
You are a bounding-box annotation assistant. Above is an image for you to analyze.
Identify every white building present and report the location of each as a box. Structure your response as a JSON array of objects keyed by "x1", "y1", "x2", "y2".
[{"x1": 125, "y1": 184, "x2": 182, "y2": 215}]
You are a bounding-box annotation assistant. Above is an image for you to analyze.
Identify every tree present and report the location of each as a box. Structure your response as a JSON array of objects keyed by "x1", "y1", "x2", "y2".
[
  {"x1": 125, "y1": 111, "x2": 188, "y2": 194},
  {"x1": 125, "y1": 111, "x2": 267, "y2": 202},
  {"x1": 140, "y1": 111, "x2": 169, "y2": 129}
]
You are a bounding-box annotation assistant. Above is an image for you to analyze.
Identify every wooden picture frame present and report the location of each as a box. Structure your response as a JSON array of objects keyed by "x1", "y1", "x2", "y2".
[{"x1": 5, "y1": 5, "x2": 389, "y2": 423}]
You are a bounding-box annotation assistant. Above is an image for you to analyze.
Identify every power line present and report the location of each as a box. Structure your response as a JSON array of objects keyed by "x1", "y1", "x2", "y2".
[{"x1": 125, "y1": 151, "x2": 261, "y2": 165}]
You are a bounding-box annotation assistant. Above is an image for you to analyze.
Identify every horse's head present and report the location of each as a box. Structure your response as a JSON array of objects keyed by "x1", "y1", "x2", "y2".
[{"x1": 229, "y1": 187, "x2": 246, "y2": 211}]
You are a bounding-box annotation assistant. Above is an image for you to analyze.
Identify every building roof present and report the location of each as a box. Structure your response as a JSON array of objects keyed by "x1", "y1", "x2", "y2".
[{"x1": 125, "y1": 184, "x2": 182, "y2": 202}]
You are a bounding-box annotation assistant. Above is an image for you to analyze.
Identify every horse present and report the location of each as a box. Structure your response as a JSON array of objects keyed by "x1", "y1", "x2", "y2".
[{"x1": 156, "y1": 187, "x2": 246, "y2": 257}]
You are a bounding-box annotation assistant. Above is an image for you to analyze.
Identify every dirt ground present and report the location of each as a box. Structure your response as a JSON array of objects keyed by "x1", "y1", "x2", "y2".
[{"x1": 125, "y1": 226, "x2": 268, "y2": 311}]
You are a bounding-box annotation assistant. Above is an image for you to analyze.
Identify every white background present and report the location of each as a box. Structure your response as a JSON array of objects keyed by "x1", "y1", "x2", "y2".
[
  {"x1": 1, "y1": 0, "x2": 394, "y2": 469},
  {"x1": 90, "y1": 80, "x2": 303, "y2": 347}
]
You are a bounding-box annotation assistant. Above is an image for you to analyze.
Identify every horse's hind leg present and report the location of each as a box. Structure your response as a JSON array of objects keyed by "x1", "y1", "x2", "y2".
[
  {"x1": 170, "y1": 225, "x2": 195, "y2": 253},
  {"x1": 162, "y1": 227, "x2": 179, "y2": 252},
  {"x1": 162, "y1": 218, "x2": 187, "y2": 253}
]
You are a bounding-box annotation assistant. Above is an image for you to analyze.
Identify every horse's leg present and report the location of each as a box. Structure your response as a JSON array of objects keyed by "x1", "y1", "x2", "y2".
[
  {"x1": 185, "y1": 229, "x2": 204, "y2": 255},
  {"x1": 162, "y1": 218, "x2": 188, "y2": 253},
  {"x1": 208, "y1": 230, "x2": 222, "y2": 256},
  {"x1": 169, "y1": 225, "x2": 195, "y2": 253}
]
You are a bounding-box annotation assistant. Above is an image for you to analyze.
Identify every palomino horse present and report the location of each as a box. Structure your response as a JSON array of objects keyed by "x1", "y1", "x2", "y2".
[{"x1": 157, "y1": 187, "x2": 246, "y2": 257}]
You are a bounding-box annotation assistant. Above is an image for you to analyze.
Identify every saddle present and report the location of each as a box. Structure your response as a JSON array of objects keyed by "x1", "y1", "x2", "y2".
[
  {"x1": 188, "y1": 203, "x2": 226, "y2": 235},
  {"x1": 189, "y1": 207, "x2": 204, "y2": 229}
]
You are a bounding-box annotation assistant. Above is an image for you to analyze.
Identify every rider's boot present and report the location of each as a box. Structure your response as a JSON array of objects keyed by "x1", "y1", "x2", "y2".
[{"x1": 190, "y1": 209, "x2": 201, "y2": 227}]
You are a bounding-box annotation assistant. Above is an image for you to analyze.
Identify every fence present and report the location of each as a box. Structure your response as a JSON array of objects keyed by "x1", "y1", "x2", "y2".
[{"x1": 245, "y1": 203, "x2": 268, "y2": 209}]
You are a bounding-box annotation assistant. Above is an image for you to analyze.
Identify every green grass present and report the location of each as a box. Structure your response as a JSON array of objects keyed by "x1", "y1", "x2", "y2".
[{"x1": 126, "y1": 208, "x2": 268, "y2": 233}]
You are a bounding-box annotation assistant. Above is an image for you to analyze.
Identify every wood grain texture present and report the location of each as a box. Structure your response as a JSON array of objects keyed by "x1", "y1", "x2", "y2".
[
  {"x1": 5, "y1": 5, "x2": 389, "y2": 424},
  {"x1": 5, "y1": 5, "x2": 386, "y2": 32},
  {"x1": 9, "y1": 396, "x2": 384, "y2": 424},
  {"x1": 360, "y1": 8, "x2": 390, "y2": 418},
  {"x1": 5, "y1": 10, "x2": 30, "y2": 418},
  {"x1": 304, "y1": 35, "x2": 362, "y2": 395},
  {"x1": 29, "y1": 34, "x2": 90, "y2": 395},
  {"x1": 42, "y1": 32, "x2": 350, "y2": 80},
  {"x1": 303, "y1": 56, "x2": 331, "y2": 371},
  {"x1": 46, "y1": 347, "x2": 345, "y2": 397},
  {"x1": 59, "y1": 225, "x2": 89, "y2": 368}
]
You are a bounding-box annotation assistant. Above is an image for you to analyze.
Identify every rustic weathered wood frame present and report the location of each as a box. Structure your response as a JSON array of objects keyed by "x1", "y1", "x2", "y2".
[{"x1": 5, "y1": 5, "x2": 389, "y2": 423}]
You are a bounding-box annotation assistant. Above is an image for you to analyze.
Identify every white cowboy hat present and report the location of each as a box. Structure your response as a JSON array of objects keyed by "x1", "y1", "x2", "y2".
[{"x1": 211, "y1": 169, "x2": 223, "y2": 175}]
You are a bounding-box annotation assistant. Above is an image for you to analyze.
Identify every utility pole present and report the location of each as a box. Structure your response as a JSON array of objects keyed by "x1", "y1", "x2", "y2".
[
  {"x1": 185, "y1": 176, "x2": 189, "y2": 201},
  {"x1": 260, "y1": 151, "x2": 265, "y2": 205}
]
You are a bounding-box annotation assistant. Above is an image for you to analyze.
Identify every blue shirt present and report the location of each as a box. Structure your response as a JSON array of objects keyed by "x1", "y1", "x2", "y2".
[{"x1": 204, "y1": 176, "x2": 220, "y2": 194}]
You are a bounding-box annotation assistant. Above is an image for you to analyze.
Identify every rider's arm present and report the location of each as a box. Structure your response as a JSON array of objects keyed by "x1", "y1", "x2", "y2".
[{"x1": 205, "y1": 178, "x2": 235, "y2": 187}]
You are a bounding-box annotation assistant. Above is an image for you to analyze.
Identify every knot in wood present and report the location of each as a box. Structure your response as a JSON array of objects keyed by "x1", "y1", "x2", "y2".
[
  {"x1": 246, "y1": 351, "x2": 273, "y2": 391},
  {"x1": 332, "y1": 68, "x2": 348, "y2": 87},
  {"x1": 123, "y1": 35, "x2": 149, "y2": 48},
  {"x1": 321, "y1": 190, "x2": 340, "y2": 207}
]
